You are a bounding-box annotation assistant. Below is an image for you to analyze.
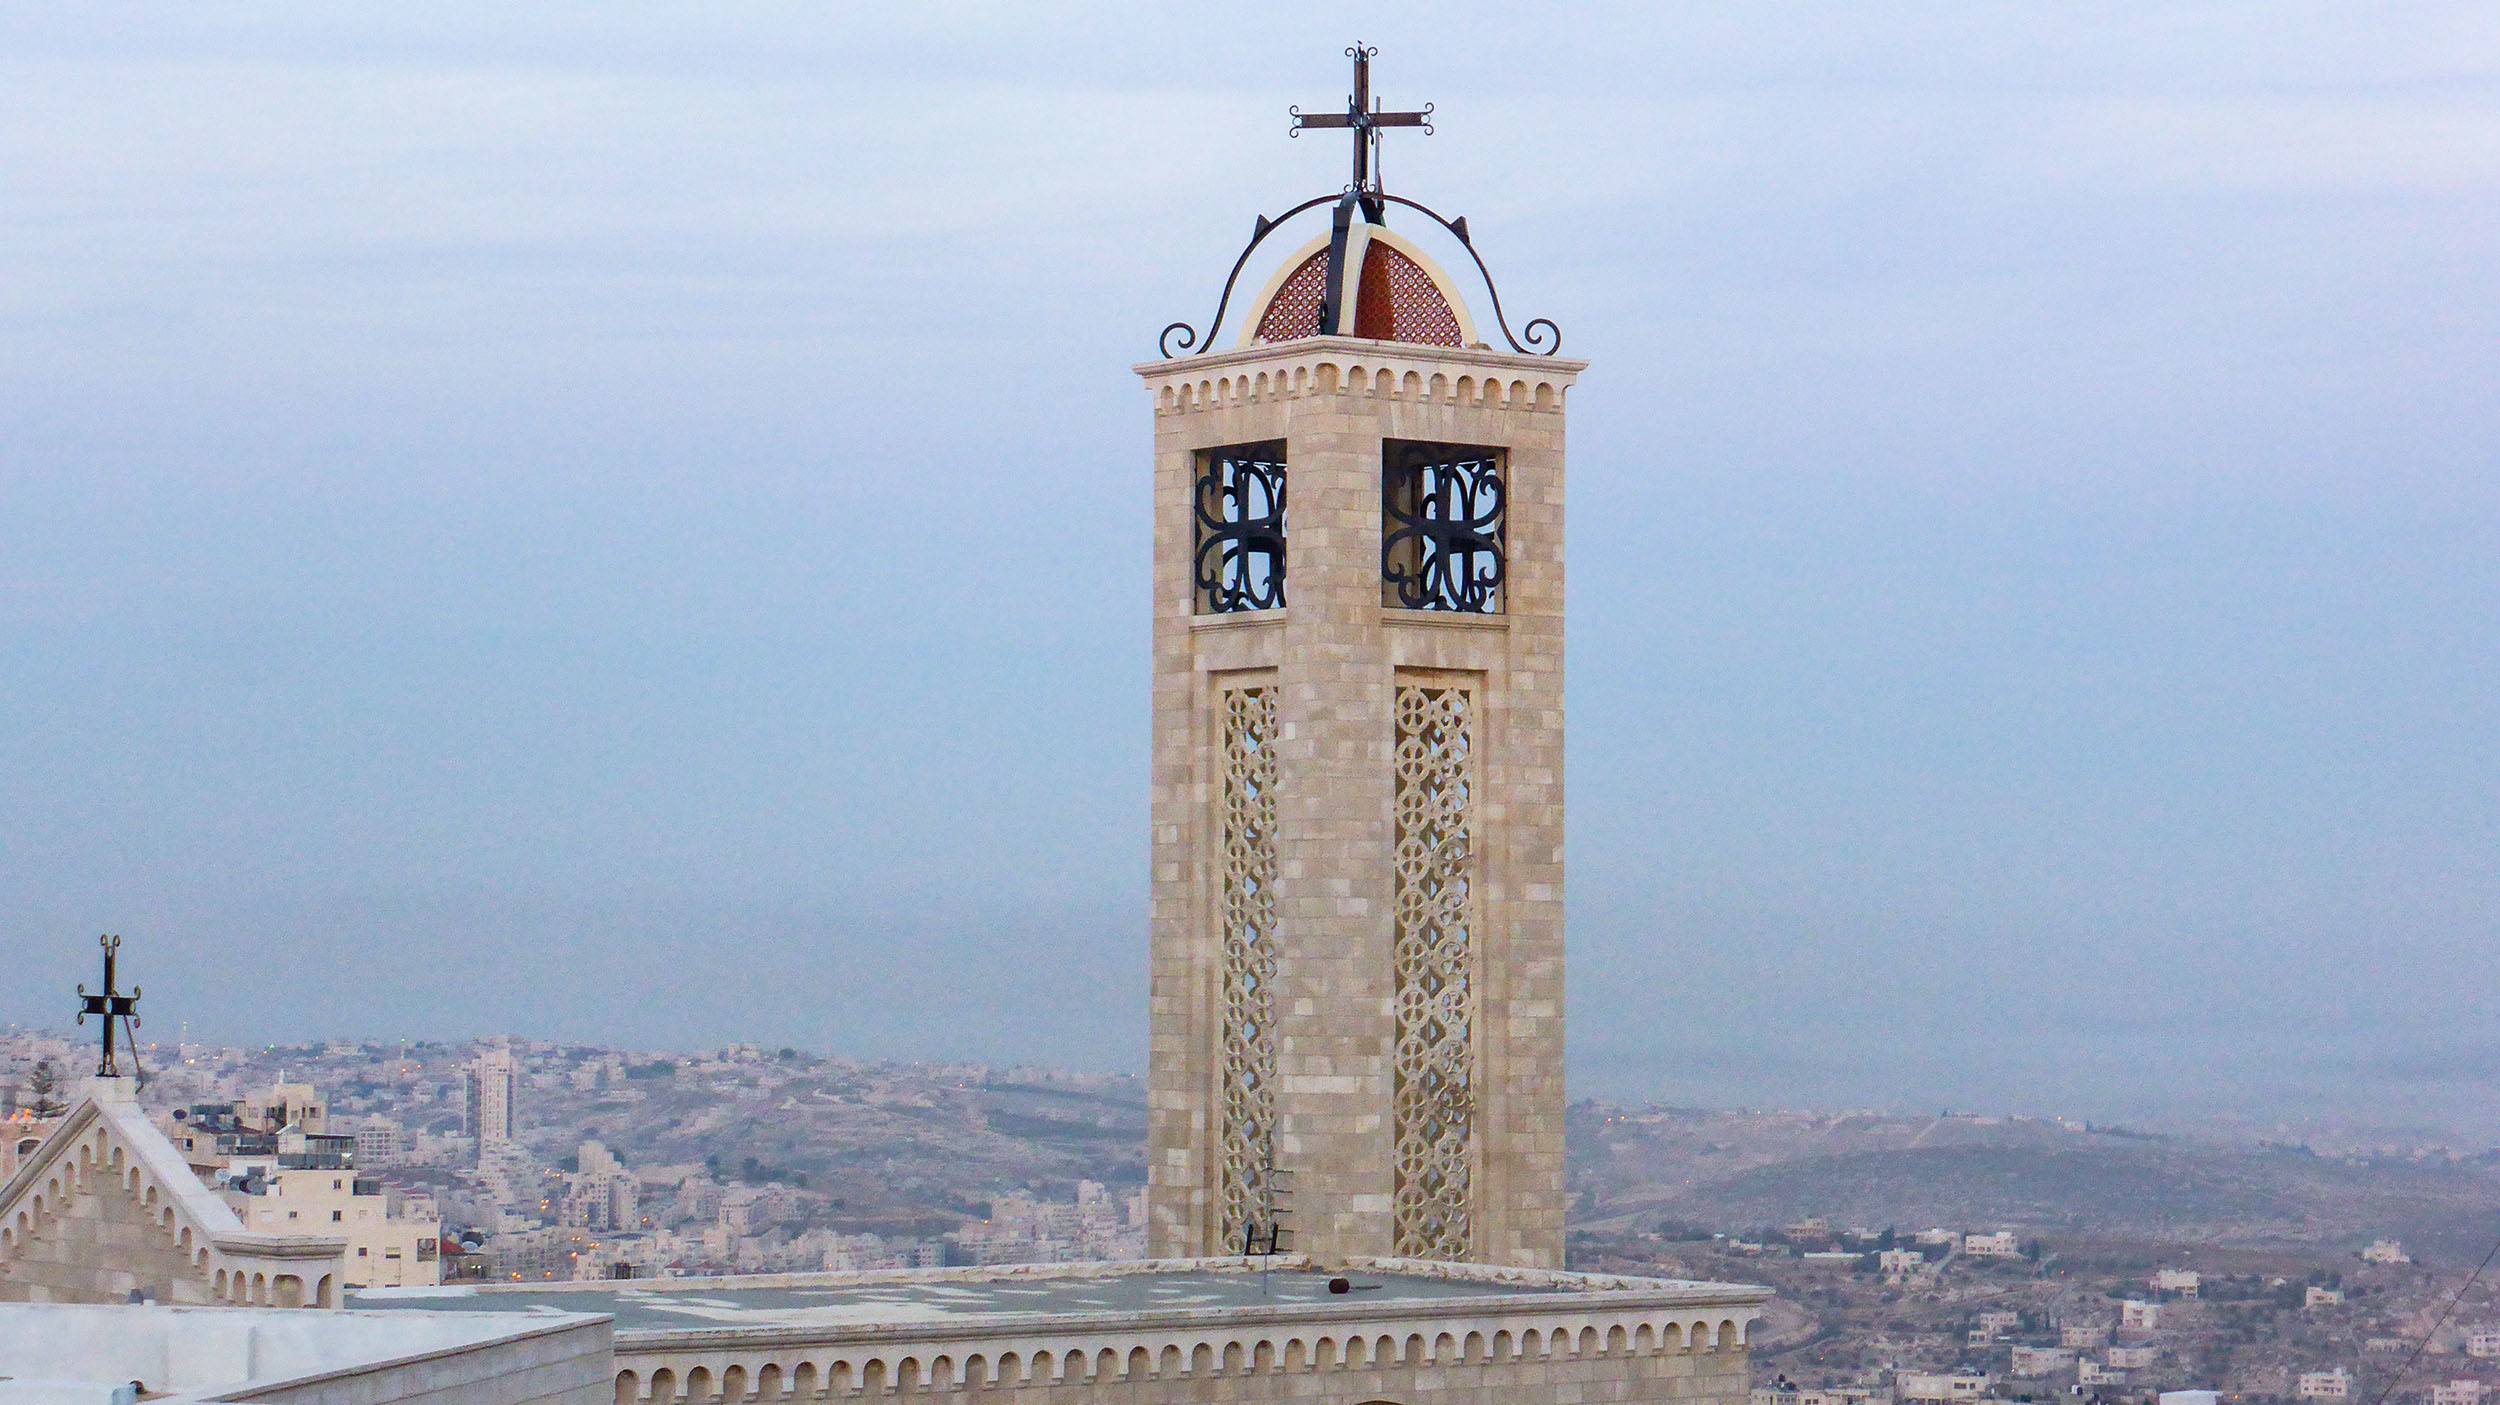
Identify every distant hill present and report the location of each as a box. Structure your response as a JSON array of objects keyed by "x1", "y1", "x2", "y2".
[{"x1": 1569, "y1": 1103, "x2": 2500, "y2": 1260}]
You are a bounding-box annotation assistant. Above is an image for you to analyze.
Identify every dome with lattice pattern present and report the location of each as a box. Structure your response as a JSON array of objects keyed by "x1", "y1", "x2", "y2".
[{"x1": 1238, "y1": 225, "x2": 1482, "y2": 350}]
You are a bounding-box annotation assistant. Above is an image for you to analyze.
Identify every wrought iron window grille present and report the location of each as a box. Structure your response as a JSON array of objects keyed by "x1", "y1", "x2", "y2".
[
  {"x1": 1382, "y1": 440, "x2": 1504, "y2": 613},
  {"x1": 1195, "y1": 444, "x2": 1289, "y2": 614}
]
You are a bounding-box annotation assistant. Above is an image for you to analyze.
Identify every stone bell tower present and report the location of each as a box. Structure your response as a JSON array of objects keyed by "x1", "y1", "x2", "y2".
[{"x1": 1139, "y1": 47, "x2": 1583, "y2": 1270}]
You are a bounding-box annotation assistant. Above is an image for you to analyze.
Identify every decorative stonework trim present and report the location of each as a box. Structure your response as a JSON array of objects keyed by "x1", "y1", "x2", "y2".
[
  {"x1": 1391, "y1": 681, "x2": 1477, "y2": 1259},
  {"x1": 1139, "y1": 338, "x2": 1584, "y2": 416},
  {"x1": 1215, "y1": 683, "x2": 1281, "y2": 1250},
  {"x1": 610, "y1": 1303, "x2": 1762, "y2": 1401}
]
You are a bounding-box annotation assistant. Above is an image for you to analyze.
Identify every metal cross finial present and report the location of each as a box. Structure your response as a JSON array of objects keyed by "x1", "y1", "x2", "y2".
[
  {"x1": 76, "y1": 934, "x2": 142, "y2": 1080},
  {"x1": 1289, "y1": 43, "x2": 1433, "y2": 204}
]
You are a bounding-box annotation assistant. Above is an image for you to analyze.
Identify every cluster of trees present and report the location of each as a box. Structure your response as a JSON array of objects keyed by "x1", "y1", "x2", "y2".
[{"x1": 22, "y1": 1059, "x2": 67, "y2": 1118}]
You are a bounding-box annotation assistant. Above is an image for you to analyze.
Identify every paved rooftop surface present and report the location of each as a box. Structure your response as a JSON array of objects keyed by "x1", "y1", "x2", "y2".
[{"x1": 352, "y1": 1268, "x2": 1581, "y2": 1334}]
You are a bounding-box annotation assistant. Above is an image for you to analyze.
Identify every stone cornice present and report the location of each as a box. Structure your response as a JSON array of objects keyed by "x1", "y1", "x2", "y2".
[
  {"x1": 1135, "y1": 336, "x2": 1586, "y2": 417},
  {"x1": 1135, "y1": 336, "x2": 1588, "y2": 381}
]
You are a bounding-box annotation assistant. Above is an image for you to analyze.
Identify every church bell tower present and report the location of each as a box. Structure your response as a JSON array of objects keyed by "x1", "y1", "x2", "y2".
[{"x1": 1139, "y1": 47, "x2": 1583, "y2": 1270}]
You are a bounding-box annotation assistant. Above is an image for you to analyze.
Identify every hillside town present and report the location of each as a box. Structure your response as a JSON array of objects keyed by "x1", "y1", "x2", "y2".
[
  {"x1": 1577, "y1": 1207, "x2": 2499, "y2": 1405},
  {"x1": 1, "y1": 1028, "x2": 1146, "y2": 1286},
  {"x1": 12, "y1": 1026, "x2": 2500, "y2": 1405}
]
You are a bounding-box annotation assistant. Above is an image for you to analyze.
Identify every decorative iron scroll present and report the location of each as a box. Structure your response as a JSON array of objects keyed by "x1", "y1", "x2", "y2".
[
  {"x1": 1382, "y1": 440, "x2": 1504, "y2": 613},
  {"x1": 1217, "y1": 685, "x2": 1281, "y2": 1250},
  {"x1": 1157, "y1": 190, "x2": 1562, "y2": 358},
  {"x1": 1194, "y1": 444, "x2": 1288, "y2": 613},
  {"x1": 1160, "y1": 48, "x2": 1558, "y2": 358},
  {"x1": 1391, "y1": 683, "x2": 1475, "y2": 1260}
]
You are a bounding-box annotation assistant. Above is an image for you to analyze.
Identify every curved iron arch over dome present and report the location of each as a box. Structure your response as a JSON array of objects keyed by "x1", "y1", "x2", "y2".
[{"x1": 1156, "y1": 44, "x2": 1560, "y2": 360}]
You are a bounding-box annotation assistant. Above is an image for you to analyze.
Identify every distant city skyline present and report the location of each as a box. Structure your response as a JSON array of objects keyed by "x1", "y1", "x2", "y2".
[{"x1": 4, "y1": 9, "x2": 2496, "y2": 1126}]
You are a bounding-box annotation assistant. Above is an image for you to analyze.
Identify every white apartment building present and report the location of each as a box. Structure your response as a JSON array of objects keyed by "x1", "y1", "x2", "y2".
[
  {"x1": 562, "y1": 1139, "x2": 641, "y2": 1231},
  {"x1": 2309, "y1": 1286, "x2": 2346, "y2": 1309},
  {"x1": 2122, "y1": 1298, "x2": 2163, "y2": 1332},
  {"x1": 466, "y1": 1045, "x2": 519, "y2": 1148},
  {"x1": 1963, "y1": 1231, "x2": 2022, "y2": 1259},
  {"x1": 2153, "y1": 1267, "x2": 2202, "y2": 1297},
  {"x1": 2432, "y1": 1381, "x2": 2486, "y2": 1405},
  {"x1": 2110, "y1": 1345, "x2": 2160, "y2": 1369},
  {"x1": 236, "y1": 1081, "x2": 326, "y2": 1134},
  {"x1": 2065, "y1": 1324, "x2": 2114, "y2": 1349},
  {"x1": 2300, "y1": 1370, "x2": 2354, "y2": 1401},
  {"x1": 2365, "y1": 1239, "x2": 2414, "y2": 1265},
  {"x1": 2467, "y1": 1329, "x2": 2500, "y2": 1360},
  {"x1": 354, "y1": 1117, "x2": 404, "y2": 1168},
  {"x1": 2079, "y1": 1361, "x2": 2126, "y2": 1387},
  {"x1": 222, "y1": 1162, "x2": 440, "y2": 1288}
]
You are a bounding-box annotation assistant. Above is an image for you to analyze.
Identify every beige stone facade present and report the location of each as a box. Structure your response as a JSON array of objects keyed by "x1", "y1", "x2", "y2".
[
  {"x1": 0, "y1": 1085, "x2": 351, "y2": 1309},
  {"x1": 1141, "y1": 338, "x2": 1584, "y2": 1269}
]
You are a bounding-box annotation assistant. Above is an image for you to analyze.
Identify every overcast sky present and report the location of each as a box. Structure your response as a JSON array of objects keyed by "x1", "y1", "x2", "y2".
[{"x1": 4, "y1": 6, "x2": 2495, "y2": 1130}]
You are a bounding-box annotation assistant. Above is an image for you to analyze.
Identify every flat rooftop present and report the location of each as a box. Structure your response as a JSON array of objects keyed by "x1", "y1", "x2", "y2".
[{"x1": 352, "y1": 1259, "x2": 1762, "y2": 1337}]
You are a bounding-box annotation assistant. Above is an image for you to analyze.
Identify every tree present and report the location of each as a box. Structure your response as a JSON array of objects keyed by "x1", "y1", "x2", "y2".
[{"x1": 27, "y1": 1059, "x2": 67, "y2": 1118}]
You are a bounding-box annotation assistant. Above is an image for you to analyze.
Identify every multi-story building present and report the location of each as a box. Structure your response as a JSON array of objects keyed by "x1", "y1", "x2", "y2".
[
  {"x1": 2469, "y1": 1330, "x2": 2500, "y2": 1360},
  {"x1": 465, "y1": 1045, "x2": 519, "y2": 1149},
  {"x1": 1963, "y1": 1231, "x2": 2021, "y2": 1259},
  {"x1": 2064, "y1": 1324, "x2": 2113, "y2": 1349},
  {"x1": 215, "y1": 1122, "x2": 442, "y2": 1289},
  {"x1": 2309, "y1": 1286, "x2": 2346, "y2": 1309},
  {"x1": 2365, "y1": 1239, "x2": 2414, "y2": 1265},
  {"x1": 2300, "y1": 1370, "x2": 2354, "y2": 1401},
  {"x1": 1898, "y1": 1372, "x2": 1990, "y2": 1402},
  {"x1": 2432, "y1": 1382, "x2": 2486, "y2": 1405},
  {"x1": 354, "y1": 1117, "x2": 404, "y2": 1169},
  {"x1": 236, "y1": 1081, "x2": 325, "y2": 1135},
  {"x1": 2009, "y1": 1346, "x2": 2075, "y2": 1377},
  {"x1": 2110, "y1": 1345, "x2": 2160, "y2": 1369},
  {"x1": 561, "y1": 1140, "x2": 640, "y2": 1231},
  {"x1": 2123, "y1": 1298, "x2": 2163, "y2": 1332},
  {"x1": 2153, "y1": 1267, "x2": 2202, "y2": 1297}
]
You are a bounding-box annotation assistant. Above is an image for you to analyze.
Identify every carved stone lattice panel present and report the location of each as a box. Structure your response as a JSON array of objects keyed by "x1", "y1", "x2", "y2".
[
  {"x1": 1391, "y1": 683, "x2": 1476, "y2": 1259},
  {"x1": 1195, "y1": 444, "x2": 1288, "y2": 614},
  {"x1": 1216, "y1": 685, "x2": 1281, "y2": 1250},
  {"x1": 1382, "y1": 440, "x2": 1504, "y2": 613}
]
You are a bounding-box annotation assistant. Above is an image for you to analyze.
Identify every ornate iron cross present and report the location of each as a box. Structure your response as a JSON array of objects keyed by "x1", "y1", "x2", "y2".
[
  {"x1": 76, "y1": 933, "x2": 142, "y2": 1079},
  {"x1": 1290, "y1": 43, "x2": 1433, "y2": 204},
  {"x1": 1288, "y1": 44, "x2": 1435, "y2": 337}
]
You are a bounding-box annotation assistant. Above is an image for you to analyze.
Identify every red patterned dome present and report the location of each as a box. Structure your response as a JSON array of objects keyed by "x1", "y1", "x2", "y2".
[{"x1": 1245, "y1": 228, "x2": 1475, "y2": 348}]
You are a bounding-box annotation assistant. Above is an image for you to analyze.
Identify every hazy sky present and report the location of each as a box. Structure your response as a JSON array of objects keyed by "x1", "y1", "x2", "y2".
[{"x1": 4, "y1": 7, "x2": 2496, "y2": 1128}]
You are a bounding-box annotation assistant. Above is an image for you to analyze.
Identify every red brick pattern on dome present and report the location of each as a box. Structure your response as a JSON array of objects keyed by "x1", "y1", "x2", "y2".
[
  {"x1": 1252, "y1": 251, "x2": 1329, "y2": 342},
  {"x1": 1354, "y1": 240, "x2": 1465, "y2": 346},
  {"x1": 1251, "y1": 239, "x2": 1467, "y2": 347}
]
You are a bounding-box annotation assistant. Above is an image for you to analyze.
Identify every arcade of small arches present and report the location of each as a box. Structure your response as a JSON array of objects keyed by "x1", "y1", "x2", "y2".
[
  {"x1": 606, "y1": 1313, "x2": 1753, "y2": 1404},
  {"x1": 1153, "y1": 357, "x2": 1571, "y2": 417},
  {"x1": 0, "y1": 1110, "x2": 341, "y2": 1310}
]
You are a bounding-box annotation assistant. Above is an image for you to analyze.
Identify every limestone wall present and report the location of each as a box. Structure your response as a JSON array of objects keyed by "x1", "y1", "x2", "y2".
[
  {"x1": 1139, "y1": 339, "x2": 1583, "y2": 1268},
  {"x1": 0, "y1": 1096, "x2": 349, "y2": 1309}
]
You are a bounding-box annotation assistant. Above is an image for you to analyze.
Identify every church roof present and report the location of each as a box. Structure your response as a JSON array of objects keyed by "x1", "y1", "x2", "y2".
[{"x1": 356, "y1": 1255, "x2": 1767, "y2": 1339}]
